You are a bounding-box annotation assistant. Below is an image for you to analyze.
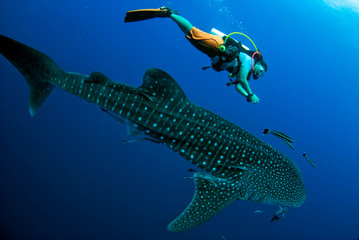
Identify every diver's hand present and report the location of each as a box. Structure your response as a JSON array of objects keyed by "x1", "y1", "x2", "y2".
[{"x1": 250, "y1": 94, "x2": 260, "y2": 104}]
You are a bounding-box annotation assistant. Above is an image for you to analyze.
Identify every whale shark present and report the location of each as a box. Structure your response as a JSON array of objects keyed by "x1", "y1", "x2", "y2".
[{"x1": 0, "y1": 35, "x2": 306, "y2": 232}]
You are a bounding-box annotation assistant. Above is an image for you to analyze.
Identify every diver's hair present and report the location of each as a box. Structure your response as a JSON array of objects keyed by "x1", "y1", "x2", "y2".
[{"x1": 259, "y1": 60, "x2": 268, "y2": 72}]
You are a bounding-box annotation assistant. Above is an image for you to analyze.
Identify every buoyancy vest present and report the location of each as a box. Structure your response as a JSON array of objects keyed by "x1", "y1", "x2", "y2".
[{"x1": 211, "y1": 36, "x2": 263, "y2": 80}]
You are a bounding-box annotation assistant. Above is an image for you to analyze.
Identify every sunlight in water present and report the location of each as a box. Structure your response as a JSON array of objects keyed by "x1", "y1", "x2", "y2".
[{"x1": 323, "y1": 0, "x2": 359, "y2": 13}]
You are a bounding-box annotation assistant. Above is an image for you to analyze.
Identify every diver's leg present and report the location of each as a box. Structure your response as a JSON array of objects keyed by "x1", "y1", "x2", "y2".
[
  {"x1": 124, "y1": 6, "x2": 194, "y2": 35},
  {"x1": 170, "y1": 14, "x2": 193, "y2": 35}
]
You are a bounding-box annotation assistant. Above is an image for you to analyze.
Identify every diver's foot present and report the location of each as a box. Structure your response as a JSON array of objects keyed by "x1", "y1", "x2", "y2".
[{"x1": 155, "y1": 6, "x2": 179, "y2": 17}]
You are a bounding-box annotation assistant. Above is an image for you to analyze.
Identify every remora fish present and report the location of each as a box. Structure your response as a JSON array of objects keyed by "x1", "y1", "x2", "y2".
[
  {"x1": 303, "y1": 153, "x2": 316, "y2": 168},
  {"x1": 263, "y1": 128, "x2": 295, "y2": 149},
  {"x1": 263, "y1": 128, "x2": 294, "y2": 143},
  {"x1": 0, "y1": 35, "x2": 306, "y2": 232},
  {"x1": 270, "y1": 206, "x2": 287, "y2": 223}
]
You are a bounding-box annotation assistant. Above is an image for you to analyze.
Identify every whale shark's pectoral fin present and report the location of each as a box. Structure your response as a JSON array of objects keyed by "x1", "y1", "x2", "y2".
[{"x1": 167, "y1": 172, "x2": 239, "y2": 232}]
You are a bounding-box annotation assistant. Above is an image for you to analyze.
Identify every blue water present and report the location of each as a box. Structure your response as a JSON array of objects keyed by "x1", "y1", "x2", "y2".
[{"x1": 1, "y1": 0, "x2": 359, "y2": 239}]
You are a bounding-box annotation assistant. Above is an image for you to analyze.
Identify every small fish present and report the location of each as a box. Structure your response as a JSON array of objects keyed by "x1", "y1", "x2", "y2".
[
  {"x1": 270, "y1": 215, "x2": 279, "y2": 222},
  {"x1": 283, "y1": 140, "x2": 295, "y2": 150},
  {"x1": 254, "y1": 210, "x2": 263, "y2": 215},
  {"x1": 221, "y1": 236, "x2": 228, "y2": 240},
  {"x1": 137, "y1": 89, "x2": 156, "y2": 102},
  {"x1": 271, "y1": 206, "x2": 287, "y2": 223},
  {"x1": 303, "y1": 153, "x2": 316, "y2": 168},
  {"x1": 101, "y1": 107, "x2": 126, "y2": 124},
  {"x1": 263, "y1": 128, "x2": 294, "y2": 143},
  {"x1": 122, "y1": 139, "x2": 140, "y2": 143},
  {"x1": 188, "y1": 169, "x2": 197, "y2": 173},
  {"x1": 275, "y1": 206, "x2": 288, "y2": 218},
  {"x1": 122, "y1": 138, "x2": 160, "y2": 144},
  {"x1": 218, "y1": 163, "x2": 247, "y2": 171}
]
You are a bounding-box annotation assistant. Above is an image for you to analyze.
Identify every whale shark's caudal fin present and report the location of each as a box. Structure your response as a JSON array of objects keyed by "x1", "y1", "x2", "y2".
[{"x1": 0, "y1": 35, "x2": 65, "y2": 116}]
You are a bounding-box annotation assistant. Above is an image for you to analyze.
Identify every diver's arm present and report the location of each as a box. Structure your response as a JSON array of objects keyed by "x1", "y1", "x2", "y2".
[
  {"x1": 235, "y1": 66, "x2": 259, "y2": 103},
  {"x1": 235, "y1": 81, "x2": 248, "y2": 97},
  {"x1": 236, "y1": 65, "x2": 252, "y2": 95}
]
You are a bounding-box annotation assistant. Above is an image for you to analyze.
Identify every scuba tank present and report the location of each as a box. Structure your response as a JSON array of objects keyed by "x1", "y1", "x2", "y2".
[
  {"x1": 204, "y1": 28, "x2": 264, "y2": 84},
  {"x1": 210, "y1": 28, "x2": 252, "y2": 52}
]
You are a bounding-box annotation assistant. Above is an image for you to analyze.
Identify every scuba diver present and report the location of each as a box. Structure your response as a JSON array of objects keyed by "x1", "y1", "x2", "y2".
[{"x1": 124, "y1": 6, "x2": 268, "y2": 104}]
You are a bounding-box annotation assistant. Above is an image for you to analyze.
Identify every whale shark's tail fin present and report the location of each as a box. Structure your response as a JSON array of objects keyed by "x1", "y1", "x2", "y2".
[{"x1": 0, "y1": 35, "x2": 65, "y2": 116}]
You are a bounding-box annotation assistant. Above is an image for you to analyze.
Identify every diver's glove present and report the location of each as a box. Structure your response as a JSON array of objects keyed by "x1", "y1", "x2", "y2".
[
  {"x1": 247, "y1": 93, "x2": 260, "y2": 104},
  {"x1": 246, "y1": 93, "x2": 254, "y2": 102}
]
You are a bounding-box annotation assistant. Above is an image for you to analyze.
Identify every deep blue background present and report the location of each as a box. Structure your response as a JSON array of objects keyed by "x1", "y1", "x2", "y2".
[{"x1": 1, "y1": 0, "x2": 359, "y2": 239}]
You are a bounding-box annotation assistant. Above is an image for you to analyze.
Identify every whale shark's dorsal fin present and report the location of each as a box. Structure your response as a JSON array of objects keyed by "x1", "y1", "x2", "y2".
[
  {"x1": 139, "y1": 68, "x2": 188, "y2": 103},
  {"x1": 86, "y1": 72, "x2": 111, "y2": 83},
  {"x1": 167, "y1": 172, "x2": 240, "y2": 232}
]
